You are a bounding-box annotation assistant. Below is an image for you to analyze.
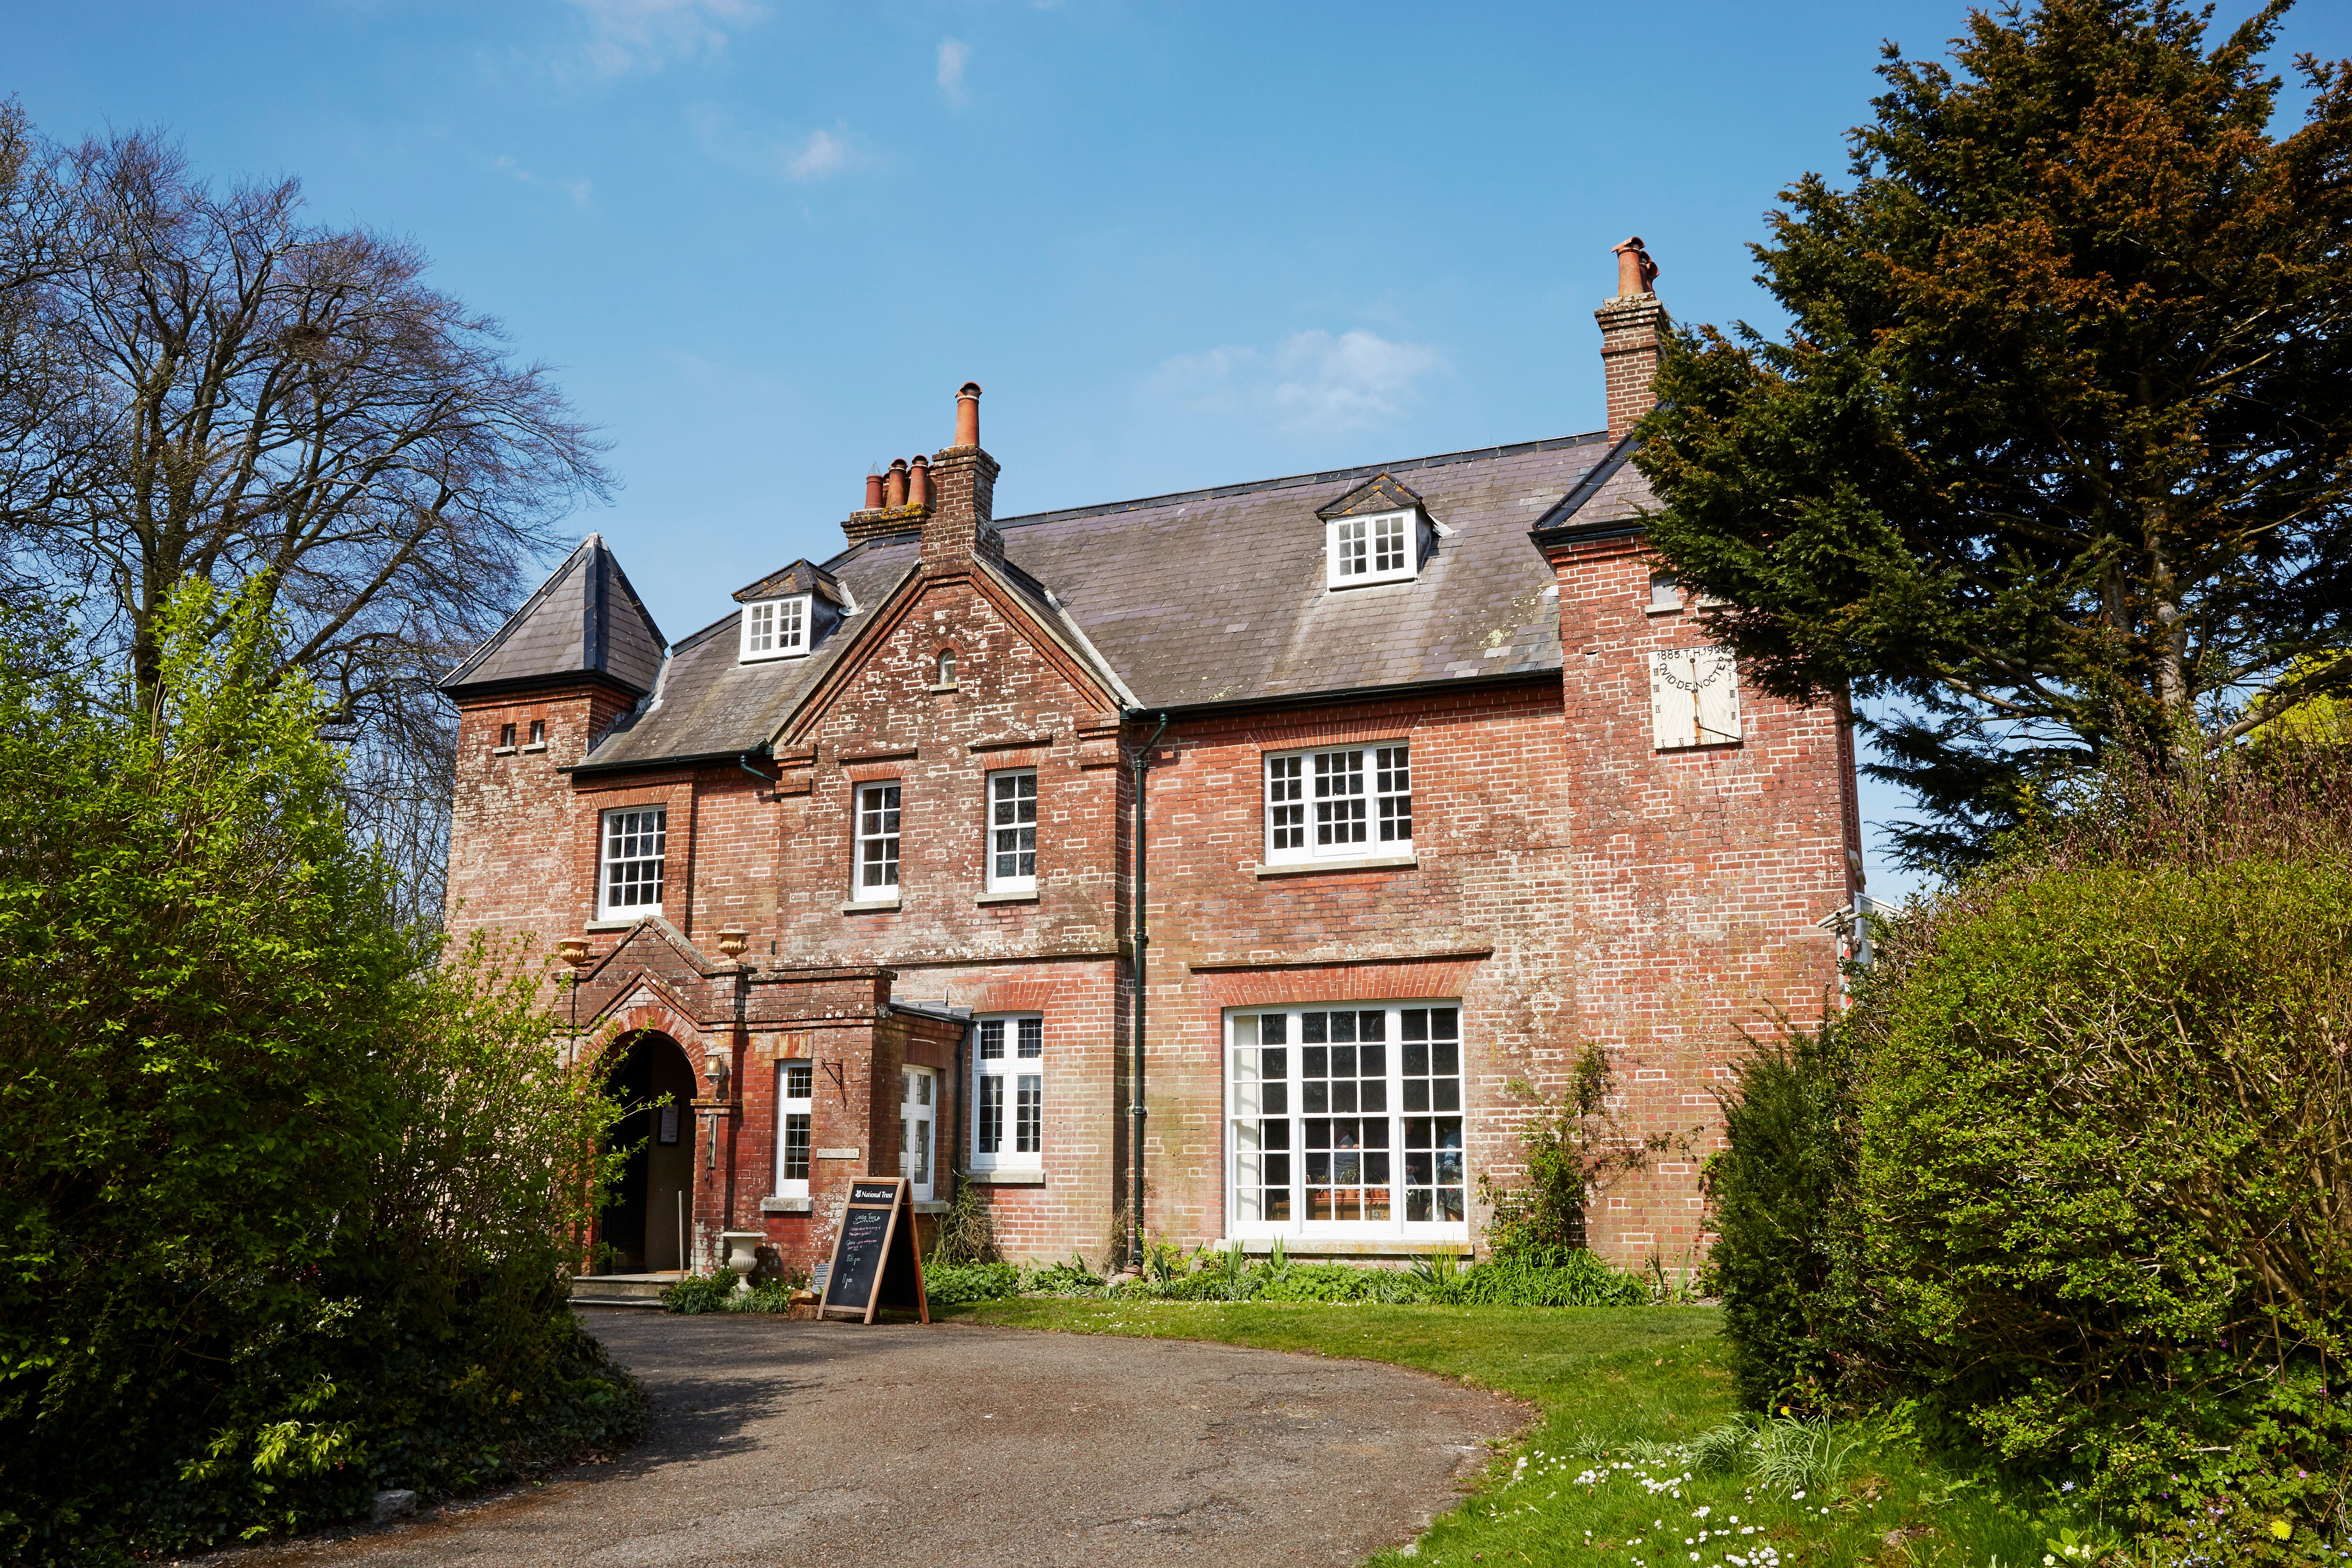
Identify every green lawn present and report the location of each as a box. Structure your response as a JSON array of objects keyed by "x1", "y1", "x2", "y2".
[{"x1": 944, "y1": 1298, "x2": 2054, "y2": 1567}]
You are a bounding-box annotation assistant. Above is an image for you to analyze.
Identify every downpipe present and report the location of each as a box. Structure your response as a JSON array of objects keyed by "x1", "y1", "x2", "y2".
[{"x1": 1127, "y1": 710, "x2": 1170, "y2": 1271}]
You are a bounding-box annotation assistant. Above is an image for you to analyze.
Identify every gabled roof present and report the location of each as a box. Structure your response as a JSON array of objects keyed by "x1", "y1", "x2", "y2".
[
  {"x1": 732, "y1": 558, "x2": 847, "y2": 607},
  {"x1": 1529, "y1": 432, "x2": 1653, "y2": 543},
  {"x1": 545, "y1": 430, "x2": 1612, "y2": 774},
  {"x1": 1316, "y1": 472, "x2": 1425, "y2": 520},
  {"x1": 440, "y1": 535, "x2": 667, "y2": 700}
]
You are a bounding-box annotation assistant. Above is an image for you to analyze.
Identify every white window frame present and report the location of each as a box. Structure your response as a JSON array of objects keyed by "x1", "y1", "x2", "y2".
[
  {"x1": 986, "y1": 768, "x2": 1038, "y2": 893},
  {"x1": 853, "y1": 782, "x2": 900, "y2": 899},
  {"x1": 1225, "y1": 1000, "x2": 1467, "y2": 1242},
  {"x1": 971, "y1": 1014, "x2": 1044, "y2": 1173},
  {"x1": 900, "y1": 1065, "x2": 937, "y2": 1202},
  {"x1": 597, "y1": 805, "x2": 666, "y2": 919},
  {"x1": 775, "y1": 1059, "x2": 813, "y2": 1197},
  {"x1": 739, "y1": 594, "x2": 811, "y2": 662},
  {"x1": 1263, "y1": 744, "x2": 1412, "y2": 864},
  {"x1": 1325, "y1": 509, "x2": 1417, "y2": 588}
]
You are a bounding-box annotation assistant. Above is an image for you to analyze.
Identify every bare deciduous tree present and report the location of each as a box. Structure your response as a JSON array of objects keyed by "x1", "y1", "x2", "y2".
[{"x1": 0, "y1": 104, "x2": 611, "y2": 924}]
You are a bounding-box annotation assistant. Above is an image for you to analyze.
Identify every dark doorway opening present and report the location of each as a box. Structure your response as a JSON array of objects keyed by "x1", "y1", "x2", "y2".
[{"x1": 594, "y1": 1031, "x2": 699, "y2": 1274}]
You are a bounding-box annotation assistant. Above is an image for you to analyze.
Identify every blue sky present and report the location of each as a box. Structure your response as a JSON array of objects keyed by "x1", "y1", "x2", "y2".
[{"x1": 16, "y1": 1, "x2": 2349, "y2": 905}]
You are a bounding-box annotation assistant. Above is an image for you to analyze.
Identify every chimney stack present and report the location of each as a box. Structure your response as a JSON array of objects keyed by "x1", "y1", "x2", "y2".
[
  {"x1": 907, "y1": 453, "x2": 931, "y2": 508},
  {"x1": 924, "y1": 381, "x2": 1001, "y2": 570},
  {"x1": 864, "y1": 469, "x2": 885, "y2": 510},
  {"x1": 1597, "y1": 236, "x2": 1666, "y2": 445},
  {"x1": 884, "y1": 458, "x2": 909, "y2": 509}
]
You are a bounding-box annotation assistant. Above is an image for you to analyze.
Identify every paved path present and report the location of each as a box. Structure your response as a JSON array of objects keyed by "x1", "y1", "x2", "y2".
[{"x1": 222, "y1": 1309, "x2": 1526, "y2": 1568}]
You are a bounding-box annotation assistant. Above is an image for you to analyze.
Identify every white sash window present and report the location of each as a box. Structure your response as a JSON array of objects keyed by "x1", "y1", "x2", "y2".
[
  {"x1": 973, "y1": 1014, "x2": 1043, "y2": 1172},
  {"x1": 1227, "y1": 1002, "x2": 1465, "y2": 1240}
]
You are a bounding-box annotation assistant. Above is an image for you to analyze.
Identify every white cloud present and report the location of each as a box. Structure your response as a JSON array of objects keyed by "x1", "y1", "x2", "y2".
[
  {"x1": 492, "y1": 156, "x2": 593, "y2": 207},
  {"x1": 784, "y1": 128, "x2": 849, "y2": 182},
  {"x1": 937, "y1": 38, "x2": 971, "y2": 105},
  {"x1": 567, "y1": 0, "x2": 762, "y2": 78},
  {"x1": 1144, "y1": 329, "x2": 1447, "y2": 436},
  {"x1": 689, "y1": 108, "x2": 872, "y2": 183}
]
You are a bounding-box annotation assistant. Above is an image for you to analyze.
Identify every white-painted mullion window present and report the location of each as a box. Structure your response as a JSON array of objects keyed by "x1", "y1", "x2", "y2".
[
  {"x1": 599, "y1": 805, "x2": 666, "y2": 918},
  {"x1": 775, "y1": 1060, "x2": 813, "y2": 1197},
  {"x1": 1325, "y1": 510, "x2": 1417, "y2": 588},
  {"x1": 740, "y1": 594, "x2": 810, "y2": 662},
  {"x1": 987, "y1": 769, "x2": 1037, "y2": 892},
  {"x1": 854, "y1": 783, "x2": 900, "y2": 898},
  {"x1": 972, "y1": 1014, "x2": 1043, "y2": 1172},
  {"x1": 1264, "y1": 745, "x2": 1412, "y2": 863},
  {"x1": 1226, "y1": 1002, "x2": 1466, "y2": 1241},
  {"x1": 900, "y1": 1067, "x2": 935, "y2": 1201}
]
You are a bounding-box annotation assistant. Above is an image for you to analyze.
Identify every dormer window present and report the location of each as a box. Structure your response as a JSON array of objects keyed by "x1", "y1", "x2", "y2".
[
  {"x1": 1316, "y1": 473, "x2": 1432, "y2": 591},
  {"x1": 740, "y1": 595, "x2": 809, "y2": 662}
]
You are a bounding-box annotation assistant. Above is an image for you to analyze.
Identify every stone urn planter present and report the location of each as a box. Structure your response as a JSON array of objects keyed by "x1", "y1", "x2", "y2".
[{"x1": 721, "y1": 1230, "x2": 766, "y2": 1291}]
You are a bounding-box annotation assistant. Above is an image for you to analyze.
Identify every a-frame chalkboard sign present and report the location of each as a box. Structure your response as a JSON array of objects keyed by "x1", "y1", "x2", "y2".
[{"x1": 817, "y1": 1177, "x2": 930, "y2": 1324}]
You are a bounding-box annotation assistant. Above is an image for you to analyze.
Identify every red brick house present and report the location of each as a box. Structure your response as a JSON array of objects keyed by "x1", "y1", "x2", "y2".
[{"x1": 440, "y1": 250, "x2": 1864, "y2": 1281}]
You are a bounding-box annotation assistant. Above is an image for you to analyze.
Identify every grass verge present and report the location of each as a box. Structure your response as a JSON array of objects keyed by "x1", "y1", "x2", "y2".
[{"x1": 945, "y1": 1298, "x2": 2056, "y2": 1566}]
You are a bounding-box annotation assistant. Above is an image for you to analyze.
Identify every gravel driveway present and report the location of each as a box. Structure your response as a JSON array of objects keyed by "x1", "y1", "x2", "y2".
[{"x1": 217, "y1": 1307, "x2": 1526, "y2": 1568}]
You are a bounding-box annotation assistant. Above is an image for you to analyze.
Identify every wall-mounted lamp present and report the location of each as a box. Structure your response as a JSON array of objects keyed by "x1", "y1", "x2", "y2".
[{"x1": 703, "y1": 1045, "x2": 731, "y2": 1100}]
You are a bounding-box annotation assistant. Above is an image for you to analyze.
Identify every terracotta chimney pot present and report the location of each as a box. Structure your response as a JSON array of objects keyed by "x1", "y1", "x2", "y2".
[
  {"x1": 954, "y1": 381, "x2": 982, "y2": 449},
  {"x1": 1610, "y1": 236, "x2": 1660, "y2": 298},
  {"x1": 907, "y1": 453, "x2": 931, "y2": 508},
  {"x1": 884, "y1": 457, "x2": 909, "y2": 509},
  {"x1": 864, "y1": 469, "x2": 885, "y2": 510}
]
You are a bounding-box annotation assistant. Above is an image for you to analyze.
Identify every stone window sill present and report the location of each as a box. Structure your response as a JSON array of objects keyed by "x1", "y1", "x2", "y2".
[
  {"x1": 492, "y1": 745, "x2": 517, "y2": 755},
  {"x1": 976, "y1": 889, "x2": 1038, "y2": 905},
  {"x1": 966, "y1": 1169, "x2": 1045, "y2": 1187},
  {"x1": 521, "y1": 742, "x2": 548, "y2": 753},
  {"x1": 1644, "y1": 602, "x2": 1684, "y2": 617},
  {"x1": 585, "y1": 917, "x2": 649, "y2": 931},
  {"x1": 913, "y1": 1200, "x2": 950, "y2": 1215},
  {"x1": 1255, "y1": 854, "x2": 1418, "y2": 879},
  {"x1": 839, "y1": 898, "x2": 901, "y2": 914},
  {"x1": 1231, "y1": 1236, "x2": 1469, "y2": 1257},
  {"x1": 760, "y1": 1195, "x2": 813, "y2": 1215},
  {"x1": 927, "y1": 683, "x2": 959, "y2": 695}
]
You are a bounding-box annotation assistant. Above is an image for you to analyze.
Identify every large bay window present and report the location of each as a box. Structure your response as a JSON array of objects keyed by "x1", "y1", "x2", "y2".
[
  {"x1": 598, "y1": 805, "x2": 666, "y2": 919},
  {"x1": 973, "y1": 1014, "x2": 1043, "y2": 1172},
  {"x1": 1227, "y1": 1002, "x2": 1465, "y2": 1239},
  {"x1": 1264, "y1": 744, "x2": 1411, "y2": 864}
]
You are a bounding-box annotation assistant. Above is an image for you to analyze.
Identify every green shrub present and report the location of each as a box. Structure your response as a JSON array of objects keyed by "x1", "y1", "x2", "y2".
[
  {"x1": 1855, "y1": 849, "x2": 2352, "y2": 1519},
  {"x1": 1440, "y1": 1249, "x2": 1649, "y2": 1307},
  {"x1": 659, "y1": 1271, "x2": 740, "y2": 1314},
  {"x1": 1701, "y1": 1014, "x2": 1863, "y2": 1410},
  {"x1": 923, "y1": 1262, "x2": 1020, "y2": 1305},
  {"x1": 1016, "y1": 1257, "x2": 1102, "y2": 1296},
  {"x1": 0, "y1": 590, "x2": 643, "y2": 1564},
  {"x1": 1259, "y1": 1262, "x2": 1422, "y2": 1303}
]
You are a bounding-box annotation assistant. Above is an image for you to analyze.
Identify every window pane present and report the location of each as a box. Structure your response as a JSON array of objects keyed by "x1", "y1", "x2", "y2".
[
  {"x1": 785, "y1": 1061, "x2": 812, "y2": 1101},
  {"x1": 1267, "y1": 755, "x2": 1305, "y2": 852},
  {"x1": 978, "y1": 1076, "x2": 1003, "y2": 1154},
  {"x1": 1016, "y1": 1074, "x2": 1042, "y2": 1153},
  {"x1": 1017, "y1": 1017, "x2": 1042, "y2": 1059},
  {"x1": 602, "y1": 806, "x2": 666, "y2": 911},
  {"x1": 978, "y1": 1020, "x2": 1004, "y2": 1060},
  {"x1": 784, "y1": 1113, "x2": 810, "y2": 1181}
]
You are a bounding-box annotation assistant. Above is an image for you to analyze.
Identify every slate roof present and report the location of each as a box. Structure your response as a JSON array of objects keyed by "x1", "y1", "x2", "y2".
[
  {"x1": 528, "y1": 429, "x2": 1662, "y2": 773},
  {"x1": 441, "y1": 535, "x2": 666, "y2": 699},
  {"x1": 1316, "y1": 472, "x2": 1425, "y2": 519},
  {"x1": 1530, "y1": 433, "x2": 1649, "y2": 540}
]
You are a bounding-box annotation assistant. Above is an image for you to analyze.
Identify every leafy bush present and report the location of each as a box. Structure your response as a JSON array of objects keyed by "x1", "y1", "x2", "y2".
[
  {"x1": 1696, "y1": 755, "x2": 2352, "y2": 1539},
  {"x1": 0, "y1": 590, "x2": 642, "y2": 1564},
  {"x1": 1479, "y1": 1047, "x2": 1679, "y2": 1254},
  {"x1": 659, "y1": 1271, "x2": 740, "y2": 1314},
  {"x1": 1256, "y1": 1262, "x2": 1419, "y2": 1303},
  {"x1": 923, "y1": 1262, "x2": 1021, "y2": 1305},
  {"x1": 1700, "y1": 1013, "x2": 1863, "y2": 1409},
  {"x1": 1438, "y1": 1249, "x2": 1650, "y2": 1307},
  {"x1": 1016, "y1": 1258, "x2": 1103, "y2": 1296},
  {"x1": 1856, "y1": 844, "x2": 2352, "y2": 1518}
]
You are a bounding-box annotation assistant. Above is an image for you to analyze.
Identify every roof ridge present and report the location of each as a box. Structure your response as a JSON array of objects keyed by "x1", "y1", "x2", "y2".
[{"x1": 991, "y1": 430, "x2": 1606, "y2": 531}]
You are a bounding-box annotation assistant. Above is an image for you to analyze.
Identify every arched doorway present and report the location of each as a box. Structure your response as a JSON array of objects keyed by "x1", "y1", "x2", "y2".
[{"x1": 595, "y1": 1031, "x2": 699, "y2": 1274}]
